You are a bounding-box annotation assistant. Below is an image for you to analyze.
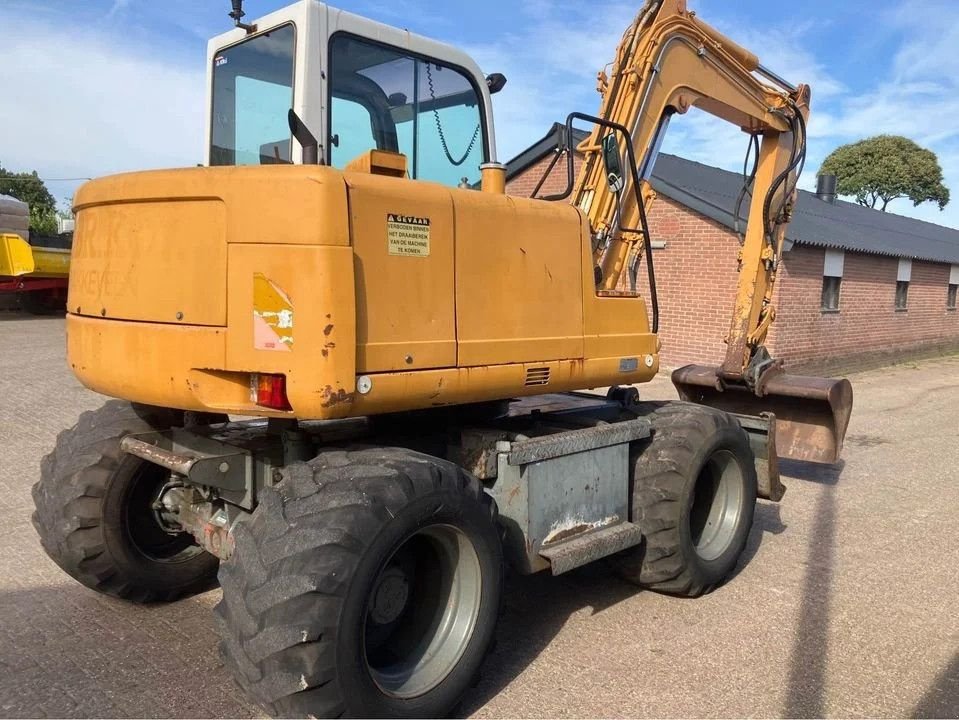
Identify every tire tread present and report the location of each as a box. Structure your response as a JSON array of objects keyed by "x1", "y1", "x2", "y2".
[
  {"x1": 215, "y1": 446, "x2": 499, "y2": 719},
  {"x1": 618, "y1": 401, "x2": 756, "y2": 597},
  {"x1": 31, "y1": 400, "x2": 217, "y2": 602}
]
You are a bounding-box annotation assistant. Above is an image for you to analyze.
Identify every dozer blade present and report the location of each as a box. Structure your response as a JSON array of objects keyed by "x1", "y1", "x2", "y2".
[{"x1": 672, "y1": 364, "x2": 853, "y2": 465}]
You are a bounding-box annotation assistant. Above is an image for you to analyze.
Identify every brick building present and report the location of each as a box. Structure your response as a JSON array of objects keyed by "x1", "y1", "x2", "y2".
[{"x1": 506, "y1": 123, "x2": 959, "y2": 372}]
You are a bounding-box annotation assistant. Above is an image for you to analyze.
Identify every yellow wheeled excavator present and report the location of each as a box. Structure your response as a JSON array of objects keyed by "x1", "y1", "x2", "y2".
[{"x1": 33, "y1": 0, "x2": 852, "y2": 716}]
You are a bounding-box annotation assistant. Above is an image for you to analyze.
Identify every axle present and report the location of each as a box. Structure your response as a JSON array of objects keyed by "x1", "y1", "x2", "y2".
[{"x1": 152, "y1": 481, "x2": 240, "y2": 560}]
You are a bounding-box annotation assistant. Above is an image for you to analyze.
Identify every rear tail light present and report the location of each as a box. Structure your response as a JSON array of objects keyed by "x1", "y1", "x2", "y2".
[{"x1": 250, "y1": 373, "x2": 292, "y2": 411}]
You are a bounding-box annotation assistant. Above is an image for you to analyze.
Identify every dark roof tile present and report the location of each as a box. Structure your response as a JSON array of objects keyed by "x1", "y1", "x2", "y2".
[{"x1": 649, "y1": 153, "x2": 959, "y2": 264}]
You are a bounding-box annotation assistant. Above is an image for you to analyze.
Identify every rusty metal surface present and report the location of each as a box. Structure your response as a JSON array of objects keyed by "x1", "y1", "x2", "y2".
[
  {"x1": 120, "y1": 436, "x2": 198, "y2": 477},
  {"x1": 673, "y1": 364, "x2": 853, "y2": 465},
  {"x1": 120, "y1": 430, "x2": 252, "y2": 491},
  {"x1": 732, "y1": 413, "x2": 786, "y2": 501},
  {"x1": 488, "y1": 419, "x2": 638, "y2": 575},
  {"x1": 539, "y1": 521, "x2": 644, "y2": 575},
  {"x1": 155, "y1": 485, "x2": 238, "y2": 561},
  {"x1": 507, "y1": 418, "x2": 650, "y2": 466},
  {"x1": 455, "y1": 428, "x2": 511, "y2": 479}
]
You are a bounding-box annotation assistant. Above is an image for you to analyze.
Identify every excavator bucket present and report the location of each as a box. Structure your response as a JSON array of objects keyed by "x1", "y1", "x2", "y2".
[{"x1": 672, "y1": 364, "x2": 853, "y2": 465}]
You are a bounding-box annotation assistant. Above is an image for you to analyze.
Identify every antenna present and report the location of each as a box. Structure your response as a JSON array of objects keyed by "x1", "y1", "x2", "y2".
[{"x1": 229, "y1": 0, "x2": 257, "y2": 34}]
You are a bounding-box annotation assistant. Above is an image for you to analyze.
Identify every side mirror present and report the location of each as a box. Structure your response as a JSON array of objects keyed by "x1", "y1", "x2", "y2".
[
  {"x1": 486, "y1": 73, "x2": 507, "y2": 95},
  {"x1": 602, "y1": 132, "x2": 624, "y2": 193}
]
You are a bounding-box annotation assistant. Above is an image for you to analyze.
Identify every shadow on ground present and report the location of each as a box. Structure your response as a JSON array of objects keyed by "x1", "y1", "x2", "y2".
[
  {"x1": 912, "y1": 652, "x2": 959, "y2": 718},
  {"x1": 460, "y1": 492, "x2": 800, "y2": 716},
  {"x1": 458, "y1": 561, "x2": 640, "y2": 716},
  {"x1": 782, "y1": 458, "x2": 844, "y2": 718}
]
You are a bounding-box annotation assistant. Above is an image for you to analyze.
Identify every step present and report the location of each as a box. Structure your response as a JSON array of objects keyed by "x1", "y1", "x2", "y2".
[{"x1": 538, "y1": 521, "x2": 643, "y2": 575}]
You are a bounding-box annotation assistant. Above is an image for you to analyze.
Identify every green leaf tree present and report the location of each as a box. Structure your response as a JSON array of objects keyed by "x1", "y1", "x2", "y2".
[
  {"x1": 818, "y1": 135, "x2": 950, "y2": 212},
  {"x1": 0, "y1": 163, "x2": 57, "y2": 232}
]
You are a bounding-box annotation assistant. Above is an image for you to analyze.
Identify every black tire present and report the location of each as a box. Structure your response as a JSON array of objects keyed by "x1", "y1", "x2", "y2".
[
  {"x1": 616, "y1": 402, "x2": 758, "y2": 597},
  {"x1": 214, "y1": 447, "x2": 503, "y2": 719},
  {"x1": 31, "y1": 400, "x2": 220, "y2": 602}
]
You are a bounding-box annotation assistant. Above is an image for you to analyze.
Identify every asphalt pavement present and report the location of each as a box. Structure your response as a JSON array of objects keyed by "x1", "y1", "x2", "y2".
[{"x1": 1, "y1": 313, "x2": 956, "y2": 718}]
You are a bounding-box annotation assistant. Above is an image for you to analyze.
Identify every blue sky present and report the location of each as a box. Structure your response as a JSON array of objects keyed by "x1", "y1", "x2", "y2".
[{"x1": 4, "y1": 0, "x2": 959, "y2": 229}]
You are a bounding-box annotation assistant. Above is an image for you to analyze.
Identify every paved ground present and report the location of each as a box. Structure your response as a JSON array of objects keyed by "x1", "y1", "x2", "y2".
[{"x1": 1, "y1": 313, "x2": 957, "y2": 718}]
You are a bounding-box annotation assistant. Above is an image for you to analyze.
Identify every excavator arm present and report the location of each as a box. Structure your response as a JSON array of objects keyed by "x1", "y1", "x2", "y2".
[{"x1": 554, "y1": 0, "x2": 852, "y2": 470}]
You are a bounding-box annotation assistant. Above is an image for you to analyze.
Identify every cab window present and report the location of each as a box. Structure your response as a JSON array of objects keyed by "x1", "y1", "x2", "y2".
[
  {"x1": 211, "y1": 24, "x2": 295, "y2": 166},
  {"x1": 329, "y1": 34, "x2": 486, "y2": 186}
]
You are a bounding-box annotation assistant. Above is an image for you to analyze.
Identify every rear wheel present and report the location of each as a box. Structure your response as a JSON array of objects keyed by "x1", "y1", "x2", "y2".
[
  {"x1": 31, "y1": 400, "x2": 220, "y2": 602},
  {"x1": 616, "y1": 402, "x2": 757, "y2": 596},
  {"x1": 214, "y1": 447, "x2": 503, "y2": 718}
]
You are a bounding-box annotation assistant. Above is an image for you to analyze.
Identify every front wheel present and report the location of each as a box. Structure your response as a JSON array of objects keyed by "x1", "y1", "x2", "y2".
[
  {"x1": 215, "y1": 447, "x2": 503, "y2": 718},
  {"x1": 616, "y1": 402, "x2": 758, "y2": 597}
]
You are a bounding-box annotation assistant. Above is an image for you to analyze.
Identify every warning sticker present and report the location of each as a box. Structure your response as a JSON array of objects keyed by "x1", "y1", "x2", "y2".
[{"x1": 387, "y1": 214, "x2": 431, "y2": 256}]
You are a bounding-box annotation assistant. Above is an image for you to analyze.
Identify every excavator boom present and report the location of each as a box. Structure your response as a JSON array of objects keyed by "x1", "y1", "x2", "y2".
[{"x1": 565, "y1": 0, "x2": 853, "y2": 465}]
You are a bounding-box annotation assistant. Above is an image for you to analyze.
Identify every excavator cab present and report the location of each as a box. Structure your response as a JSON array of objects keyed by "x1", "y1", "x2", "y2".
[{"x1": 207, "y1": 1, "x2": 500, "y2": 184}]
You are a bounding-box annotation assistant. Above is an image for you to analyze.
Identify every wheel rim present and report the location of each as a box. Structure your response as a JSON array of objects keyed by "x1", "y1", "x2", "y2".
[
  {"x1": 124, "y1": 460, "x2": 201, "y2": 563},
  {"x1": 689, "y1": 449, "x2": 744, "y2": 562},
  {"x1": 364, "y1": 523, "x2": 483, "y2": 699}
]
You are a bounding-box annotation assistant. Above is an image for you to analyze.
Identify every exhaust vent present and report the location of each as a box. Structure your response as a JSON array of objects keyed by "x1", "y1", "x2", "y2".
[
  {"x1": 816, "y1": 174, "x2": 837, "y2": 204},
  {"x1": 524, "y1": 367, "x2": 551, "y2": 386}
]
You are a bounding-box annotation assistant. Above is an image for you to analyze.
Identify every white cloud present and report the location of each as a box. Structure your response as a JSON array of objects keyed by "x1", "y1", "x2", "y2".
[
  {"x1": 5, "y1": 0, "x2": 958, "y2": 231},
  {"x1": 601, "y1": 2, "x2": 959, "y2": 228},
  {"x1": 463, "y1": 1, "x2": 638, "y2": 162},
  {"x1": 1, "y1": 7, "x2": 205, "y2": 206},
  {"x1": 807, "y1": 4, "x2": 959, "y2": 226},
  {"x1": 105, "y1": 0, "x2": 132, "y2": 20},
  {"x1": 467, "y1": 1, "x2": 844, "y2": 180}
]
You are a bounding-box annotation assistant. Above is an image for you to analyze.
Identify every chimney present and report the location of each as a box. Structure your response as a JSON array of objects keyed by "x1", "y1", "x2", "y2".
[{"x1": 816, "y1": 174, "x2": 837, "y2": 204}]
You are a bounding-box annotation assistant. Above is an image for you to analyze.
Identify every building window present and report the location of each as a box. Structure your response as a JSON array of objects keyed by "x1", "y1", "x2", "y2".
[
  {"x1": 896, "y1": 258, "x2": 912, "y2": 311},
  {"x1": 822, "y1": 276, "x2": 841, "y2": 310},
  {"x1": 948, "y1": 283, "x2": 958, "y2": 310},
  {"x1": 821, "y1": 249, "x2": 844, "y2": 312},
  {"x1": 896, "y1": 280, "x2": 909, "y2": 310}
]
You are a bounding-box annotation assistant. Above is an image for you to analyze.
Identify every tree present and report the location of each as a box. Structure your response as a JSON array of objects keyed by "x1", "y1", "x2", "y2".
[
  {"x1": 57, "y1": 195, "x2": 75, "y2": 221},
  {"x1": 0, "y1": 164, "x2": 57, "y2": 232},
  {"x1": 29, "y1": 206, "x2": 59, "y2": 236},
  {"x1": 818, "y1": 135, "x2": 950, "y2": 212}
]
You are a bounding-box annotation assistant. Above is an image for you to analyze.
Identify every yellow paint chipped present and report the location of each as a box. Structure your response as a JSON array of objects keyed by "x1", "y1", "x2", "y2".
[{"x1": 253, "y1": 273, "x2": 293, "y2": 351}]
